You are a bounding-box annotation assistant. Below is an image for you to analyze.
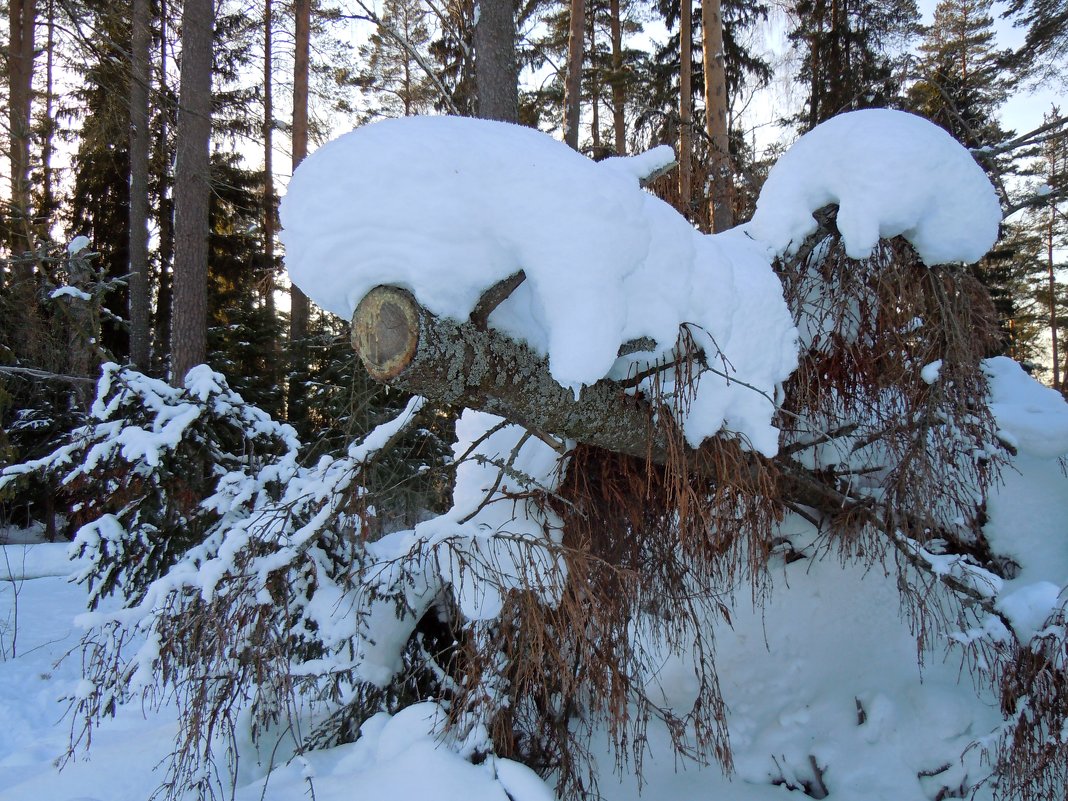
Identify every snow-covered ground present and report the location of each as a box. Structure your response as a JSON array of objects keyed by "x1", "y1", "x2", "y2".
[{"x1": 3, "y1": 428, "x2": 1065, "y2": 801}]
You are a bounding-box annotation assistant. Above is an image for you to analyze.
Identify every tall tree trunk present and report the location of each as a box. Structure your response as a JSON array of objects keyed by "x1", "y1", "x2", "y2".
[
  {"x1": 563, "y1": 0, "x2": 585, "y2": 150},
  {"x1": 129, "y1": 0, "x2": 152, "y2": 370},
  {"x1": 679, "y1": 0, "x2": 692, "y2": 218},
  {"x1": 155, "y1": 0, "x2": 174, "y2": 361},
  {"x1": 473, "y1": 0, "x2": 518, "y2": 122},
  {"x1": 169, "y1": 0, "x2": 214, "y2": 384},
  {"x1": 262, "y1": 0, "x2": 275, "y2": 313},
  {"x1": 1049, "y1": 209, "x2": 1060, "y2": 391},
  {"x1": 589, "y1": 16, "x2": 602, "y2": 158},
  {"x1": 288, "y1": 0, "x2": 311, "y2": 420},
  {"x1": 7, "y1": 0, "x2": 36, "y2": 257},
  {"x1": 608, "y1": 0, "x2": 625, "y2": 155},
  {"x1": 40, "y1": 0, "x2": 55, "y2": 228},
  {"x1": 701, "y1": 0, "x2": 732, "y2": 232}
]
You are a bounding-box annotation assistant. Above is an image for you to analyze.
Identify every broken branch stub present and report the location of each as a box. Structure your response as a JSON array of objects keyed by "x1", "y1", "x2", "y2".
[{"x1": 351, "y1": 286, "x2": 421, "y2": 381}]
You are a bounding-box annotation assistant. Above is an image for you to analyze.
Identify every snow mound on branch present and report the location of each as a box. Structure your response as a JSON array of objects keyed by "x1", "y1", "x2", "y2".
[
  {"x1": 281, "y1": 115, "x2": 797, "y2": 455},
  {"x1": 746, "y1": 109, "x2": 1002, "y2": 265}
]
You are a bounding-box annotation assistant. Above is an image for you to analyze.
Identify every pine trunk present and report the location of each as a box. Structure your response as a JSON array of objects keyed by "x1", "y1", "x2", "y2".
[
  {"x1": 263, "y1": 0, "x2": 276, "y2": 312},
  {"x1": 563, "y1": 0, "x2": 585, "y2": 150},
  {"x1": 170, "y1": 0, "x2": 214, "y2": 384},
  {"x1": 701, "y1": 0, "x2": 732, "y2": 232},
  {"x1": 6, "y1": 0, "x2": 36, "y2": 258},
  {"x1": 680, "y1": 0, "x2": 693, "y2": 218},
  {"x1": 609, "y1": 0, "x2": 625, "y2": 155},
  {"x1": 129, "y1": 0, "x2": 152, "y2": 370},
  {"x1": 288, "y1": 0, "x2": 312, "y2": 419},
  {"x1": 474, "y1": 0, "x2": 519, "y2": 122}
]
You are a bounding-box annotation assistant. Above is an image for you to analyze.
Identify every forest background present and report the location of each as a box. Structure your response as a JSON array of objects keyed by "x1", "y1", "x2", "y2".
[{"x1": 2, "y1": 0, "x2": 1067, "y2": 456}]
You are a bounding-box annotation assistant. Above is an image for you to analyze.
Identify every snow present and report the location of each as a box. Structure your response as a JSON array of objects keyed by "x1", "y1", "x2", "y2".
[
  {"x1": 746, "y1": 109, "x2": 1002, "y2": 265},
  {"x1": 982, "y1": 356, "x2": 1068, "y2": 458},
  {"x1": 5, "y1": 108, "x2": 1067, "y2": 801},
  {"x1": 920, "y1": 359, "x2": 942, "y2": 384},
  {"x1": 280, "y1": 115, "x2": 798, "y2": 456},
  {"x1": 49, "y1": 286, "x2": 91, "y2": 302},
  {"x1": 2, "y1": 486, "x2": 1055, "y2": 801},
  {"x1": 0, "y1": 542, "x2": 83, "y2": 581},
  {"x1": 2, "y1": 373, "x2": 1066, "y2": 799},
  {"x1": 996, "y1": 581, "x2": 1065, "y2": 639},
  {"x1": 66, "y1": 235, "x2": 90, "y2": 255}
]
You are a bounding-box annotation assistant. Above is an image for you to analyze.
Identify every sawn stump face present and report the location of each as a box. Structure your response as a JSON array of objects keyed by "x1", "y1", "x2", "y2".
[{"x1": 352, "y1": 287, "x2": 420, "y2": 381}]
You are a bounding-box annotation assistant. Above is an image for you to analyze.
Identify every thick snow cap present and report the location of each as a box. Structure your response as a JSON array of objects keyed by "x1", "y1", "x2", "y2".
[
  {"x1": 280, "y1": 115, "x2": 798, "y2": 456},
  {"x1": 746, "y1": 109, "x2": 1002, "y2": 265}
]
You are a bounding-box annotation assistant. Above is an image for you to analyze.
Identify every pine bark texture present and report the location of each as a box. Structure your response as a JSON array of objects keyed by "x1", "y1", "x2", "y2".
[
  {"x1": 290, "y1": 0, "x2": 312, "y2": 347},
  {"x1": 351, "y1": 285, "x2": 662, "y2": 460},
  {"x1": 129, "y1": 0, "x2": 152, "y2": 369},
  {"x1": 474, "y1": 0, "x2": 519, "y2": 122},
  {"x1": 6, "y1": 0, "x2": 36, "y2": 256},
  {"x1": 288, "y1": 0, "x2": 312, "y2": 419},
  {"x1": 680, "y1": 0, "x2": 693, "y2": 215},
  {"x1": 609, "y1": 0, "x2": 625, "y2": 155},
  {"x1": 563, "y1": 0, "x2": 585, "y2": 149},
  {"x1": 701, "y1": 0, "x2": 733, "y2": 232},
  {"x1": 263, "y1": 0, "x2": 276, "y2": 312},
  {"x1": 170, "y1": 0, "x2": 214, "y2": 384}
]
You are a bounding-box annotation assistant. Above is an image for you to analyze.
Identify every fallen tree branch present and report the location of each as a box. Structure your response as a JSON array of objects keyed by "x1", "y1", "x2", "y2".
[
  {"x1": 0, "y1": 365, "x2": 97, "y2": 384},
  {"x1": 349, "y1": 283, "x2": 1018, "y2": 639},
  {"x1": 351, "y1": 284, "x2": 664, "y2": 460}
]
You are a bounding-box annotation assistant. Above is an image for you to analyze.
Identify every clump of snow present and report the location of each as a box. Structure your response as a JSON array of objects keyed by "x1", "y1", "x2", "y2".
[
  {"x1": 995, "y1": 582, "x2": 1064, "y2": 640},
  {"x1": 982, "y1": 356, "x2": 1068, "y2": 458},
  {"x1": 49, "y1": 286, "x2": 92, "y2": 301},
  {"x1": 598, "y1": 144, "x2": 676, "y2": 181},
  {"x1": 921, "y1": 359, "x2": 942, "y2": 384},
  {"x1": 280, "y1": 115, "x2": 797, "y2": 456},
  {"x1": 66, "y1": 235, "x2": 90, "y2": 255},
  {"x1": 746, "y1": 109, "x2": 1002, "y2": 265}
]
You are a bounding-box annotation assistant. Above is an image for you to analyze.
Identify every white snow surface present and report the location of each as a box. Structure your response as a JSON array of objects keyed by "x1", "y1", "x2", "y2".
[
  {"x1": 982, "y1": 356, "x2": 1068, "y2": 457},
  {"x1": 746, "y1": 109, "x2": 1002, "y2": 265},
  {"x1": 49, "y1": 286, "x2": 91, "y2": 302},
  {"x1": 2, "y1": 372, "x2": 1067, "y2": 801},
  {"x1": 280, "y1": 115, "x2": 797, "y2": 455},
  {"x1": 66, "y1": 235, "x2": 90, "y2": 255}
]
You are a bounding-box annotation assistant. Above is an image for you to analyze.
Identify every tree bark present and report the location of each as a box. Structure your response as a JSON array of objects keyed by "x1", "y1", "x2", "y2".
[
  {"x1": 170, "y1": 0, "x2": 214, "y2": 384},
  {"x1": 351, "y1": 285, "x2": 661, "y2": 459},
  {"x1": 1049, "y1": 207, "x2": 1059, "y2": 391},
  {"x1": 129, "y1": 0, "x2": 152, "y2": 370},
  {"x1": 608, "y1": 0, "x2": 625, "y2": 155},
  {"x1": 473, "y1": 0, "x2": 518, "y2": 122},
  {"x1": 40, "y1": 0, "x2": 55, "y2": 227},
  {"x1": 289, "y1": 0, "x2": 312, "y2": 419},
  {"x1": 563, "y1": 0, "x2": 585, "y2": 150},
  {"x1": 701, "y1": 0, "x2": 732, "y2": 232},
  {"x1": 263, "y1": 0, "x2": 276, "y2": 313},
  {"x1": 680, "y1": 0, "x2": 693, "y2": 218},
  {"x1": 6, "y1": 0, "x2": 36, "y2": 258}
]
